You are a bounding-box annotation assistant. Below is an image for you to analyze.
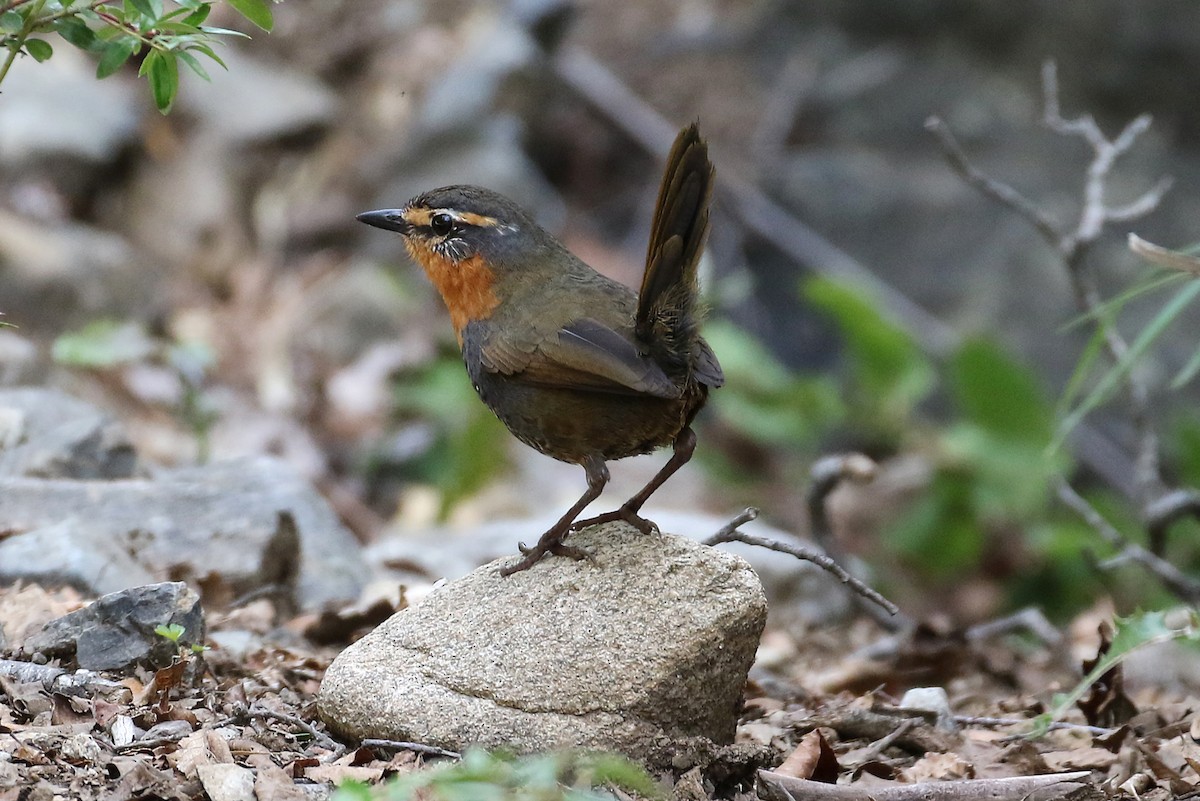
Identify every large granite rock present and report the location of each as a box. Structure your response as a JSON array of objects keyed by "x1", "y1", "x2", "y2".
[{"x1": 318, "y1": 523, "x2": 766, "y2": 763}]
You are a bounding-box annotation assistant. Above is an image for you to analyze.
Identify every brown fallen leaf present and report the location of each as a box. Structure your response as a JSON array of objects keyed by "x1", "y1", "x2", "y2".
[
  {"x1": 899, "y1": 751, "x2": 975, "y2": 782},
  {"x1": 249, "y1": 753, "x2": 308, "y2": 801},
  {"x1": 303, "y1": 763, "x2": 384, "y2": 785},
  {"x1": 1041, "y1": 747, "x2": 1118, "y2": 772},
  {"x1": 775, "y1": 729, "x2": 841, "y2": 782}
]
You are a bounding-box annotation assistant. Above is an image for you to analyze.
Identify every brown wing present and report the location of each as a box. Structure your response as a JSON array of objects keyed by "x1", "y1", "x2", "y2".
[{"x1": 464, "y1": 318, "x2": 681, "y2": 399}]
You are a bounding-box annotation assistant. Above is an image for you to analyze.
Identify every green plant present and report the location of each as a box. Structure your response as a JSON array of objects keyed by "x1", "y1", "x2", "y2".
[
  {"x1": 1028, "y1": 610, "x2": 1200, "y2": 737},
  {"x1": 0, "y1": 0, "x2": 276, "y2": 112},
  {"x1": 333, "y1": 749, "x2": 661, "y2": 801}
]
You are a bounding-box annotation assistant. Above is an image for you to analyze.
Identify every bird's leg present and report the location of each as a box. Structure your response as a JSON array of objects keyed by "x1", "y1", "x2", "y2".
[
  {"x1": 571, "y1": 427, "x2": 697, "y2": 535},
  {"x1": 500, "y1": 455, "x2": 610, "y2": 576}
]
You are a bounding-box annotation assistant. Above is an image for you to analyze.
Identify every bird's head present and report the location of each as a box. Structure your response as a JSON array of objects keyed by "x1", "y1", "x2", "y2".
[{"x1": 357, "y1": 186, "x2": 537, "y2": 340}]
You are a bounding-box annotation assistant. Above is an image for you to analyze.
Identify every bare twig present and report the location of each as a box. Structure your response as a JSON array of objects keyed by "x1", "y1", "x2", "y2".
[
  {"x1": 849, "y1": 718, "x2": 919, "y2": 765},
  {"x1": 805, "y1": 454, "x2": 910, "y2": 631},
  {"x1": 1129, "y1": 233, "x2": 1200, "y2": 276},
  {"x1": 238, "y1": 704, "x2": 342, "y2": 754},
  {"x1": 964, "y1": 607, "x2": 1062, "y2": 647},
  {"x1": 930, "y1": 61, "x2": 1200, "y2": 600},
  {"x1": 759, "y1": 769, "x2": 1089, "y2": 801},
  {"x1": 1144, "y1": 488, "x2": 1200, "y2": 556},
  {"x1": 1056, "y1": 481, "x2": 1200, "y2": 604},
  {"x1": 953, "y1": 715, "x2": 1115, "y2": 737},
  {"x1": 704, "y1": 506, "x2": 899, "y2": 617},
  {"x1": 362, "y1": 738, "x2": 461, "y2": 759},
  {"x1": 923, "y1": 116, "x2": 1061, "y2": 245}
]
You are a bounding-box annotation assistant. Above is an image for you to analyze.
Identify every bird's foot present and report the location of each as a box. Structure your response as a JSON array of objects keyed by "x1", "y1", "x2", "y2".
[
  {"x1": 499, "y1": 529, "x2": 592, "y2": 576},
  {"x1": 570, "y1": 505, "x2": 658, "y2": 536}
]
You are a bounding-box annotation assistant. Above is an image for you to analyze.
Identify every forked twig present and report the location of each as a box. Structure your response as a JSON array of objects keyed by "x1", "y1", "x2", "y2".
[{"x1": 704, "y1": 454, "x2": 901, "y2": 619}]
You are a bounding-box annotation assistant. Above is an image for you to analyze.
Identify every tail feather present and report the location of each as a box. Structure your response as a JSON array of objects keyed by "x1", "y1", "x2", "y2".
[{"x1": 636, "y1": 124, "x2": 715, "y2": 373}]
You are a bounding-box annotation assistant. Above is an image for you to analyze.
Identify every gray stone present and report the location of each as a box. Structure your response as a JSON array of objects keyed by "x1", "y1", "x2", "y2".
[
  {"x1": 0, "y1": 210, "x2": 149, "y2": 330},
  {"x1": 24, "y1": 582, "x2": 203, "y2": 671},
  {"x1": 0, "y1": 519, "x2": 156, "y2": 595},
  {"x1": 196, "y1": 764, "x2": 256, "y2": 801},
  {"x1": 0, "y1": 387, "x2": 137, "y2": 479},
  {"x1": 0, "y1": 456, "x2": 368, "y2": 611},
  {"x1": 179, "y1": 47, "x2": 337, "y2": 144},
  {"x1": 416, "y1": 11, "x2": 535, "y2": 134},
  {"x1": 0, "y1": 49, "x2": 137, "y2": 166},
  {"x1": 318, "y1": 523, "x2": 766, "y2": 761}
]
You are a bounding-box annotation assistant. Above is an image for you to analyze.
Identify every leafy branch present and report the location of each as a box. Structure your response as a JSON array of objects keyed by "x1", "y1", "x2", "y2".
[{"x1": 0, "y1": 0, "x2": 276, "y2": 112}]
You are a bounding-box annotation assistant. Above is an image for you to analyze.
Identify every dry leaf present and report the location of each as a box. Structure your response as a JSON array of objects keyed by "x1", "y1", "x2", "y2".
[{"x1": 775, "y1": 729, "x2": 841, "y2": 782}]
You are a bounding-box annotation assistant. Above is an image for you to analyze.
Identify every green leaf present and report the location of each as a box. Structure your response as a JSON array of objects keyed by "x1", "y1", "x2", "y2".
[
  {"x1": 95, "y1": 38, "x2": 136, "y2": 78},
  {"x1": 1028, "y1": 610, "x2": 1200, "y2": 738},
  {"x1": 144, "y1": 49, "x2": 179, "y2": 113},
  {"x1": 129, "y1": 0, "x2": 163, "y2": 20},
  {"x1": 155, "y1": 623, "x2": 185, "y2": 642},
  {"x1": 23, "y1": 38, "x2": 53, "y2": 61},
  {"x1": 703, "y1": 320, "x2": 845, "y2": 448},
  {"x1": 181, "y1": 4, "x2": 210, "y2": 26},
  {"x1": 0, "y1": 10, "x2": 24, "y2": 34},
  {"x1": 226, "y1": 0, "x2": 272, "y2": 31},
  {"x1": 186, "y1": 42, "x2": 226, "y2": 70},
  {"x1": 803, "y1": 276, "x2": 935, "y2": 427},
  {"x1": 949, "y1": 337, "x2": 1052, "y2": 445},
  {"x1": 1171, "y1": 343, "x2": 1200, "y2": 389},
  {"x1": 52, "y1": 320, "x2": 157, "y2": 367},
  {"x1": 176, "y1": 48, "x2": 209, "y2": 80},
  {"x1": 1054, "y1": 278, "x2": 1200, "y2": 449},
  {"x1": 54, "y1": 16, "x2": 98, "y2": 50}
]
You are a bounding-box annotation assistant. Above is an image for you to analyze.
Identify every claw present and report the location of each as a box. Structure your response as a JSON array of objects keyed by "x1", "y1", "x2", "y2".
[
  {"x1": 501, "y1": 530, "x2": 593, "y2": 576},
  {"x1": 570, "y1": 504, "x2": 659, "y2": 535}
]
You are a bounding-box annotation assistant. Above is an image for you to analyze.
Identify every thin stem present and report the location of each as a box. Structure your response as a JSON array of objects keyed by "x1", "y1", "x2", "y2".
[{"x1": 0, "y1": 0, "x2": 46, "y2": 87}]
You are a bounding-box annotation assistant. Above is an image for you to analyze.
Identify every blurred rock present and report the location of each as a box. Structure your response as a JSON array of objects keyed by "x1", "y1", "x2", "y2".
[
  {"x1": 0, "y1": 211, "x2": 150, "y2": 332},
  {"x1": 0, "y1": 331, "x2": 37, "y2": 385},
  {"x1": 369, "y1": 509, "x2": 855, "y2": 624},
  {"x1": 0, "y1": 456, "x2": 368, "y2": 611},
  {"x1": 0, "y1": 48, "x2": 137, "y2": 166},
  {"x1": 24, "y1": 582, "x2": 204, "y2": 671},
  {"x1": 0, "y1": 519, "x2": 156, "y2": 595},
  {"x1": 179, "y1": 47, "x2": 337, "y2": 144},
  {"x1": 0, "y1": 387, "x2": 137, "y2": 479},
  {"x1": 319, "y1": 523, "x2": 766, "y2": 761},
  {"x1": 416, "y1": 8, "x2": 536, "y2": 134}
]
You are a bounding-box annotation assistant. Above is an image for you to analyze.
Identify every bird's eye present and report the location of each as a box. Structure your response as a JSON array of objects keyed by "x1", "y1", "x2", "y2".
[{"x1": 430, "y1": 213, "x2": 455, "y2": 237}]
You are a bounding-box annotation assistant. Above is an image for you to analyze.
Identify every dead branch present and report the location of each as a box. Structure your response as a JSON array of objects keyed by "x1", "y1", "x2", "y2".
[
  {"x1": 236, "y1": 704, "x2": 343, "y2": 754},
  {"x1": 759, "y1": 769, "x2": 1089, "y2": 801},
  {"x1": 1129, "y1": 233, "x2": 1200, "y2": 276},
  {"x1": 805, "y1": 454, "x2": 910, "y2": 631},
  {"x1": 361, "y1": 738, "x2": 461, "y2": 759},
  {"x1": 1144, "y1": 488, "x2": 1200, "y2": 556},
  {"x1": 0, "y1": 658, "x2": 65, "y2": 685},
  {"x1": 964, "y1": 607, "x2": 1062, "y2": 648},
  {"x1": 929, "y1": 60, "x2": 1200, "y2": 602},
  {"x1": 704, "y1": 506, "x2": 900, "y2": 618},
  {"x1": 1057, "y1": 481, "x2": 1200, "y2": 605}
]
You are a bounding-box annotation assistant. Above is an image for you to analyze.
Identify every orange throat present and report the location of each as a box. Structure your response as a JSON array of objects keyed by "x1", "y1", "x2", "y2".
[{"x1": 404, "y1": 242, "x2": 500, "y2": 344}]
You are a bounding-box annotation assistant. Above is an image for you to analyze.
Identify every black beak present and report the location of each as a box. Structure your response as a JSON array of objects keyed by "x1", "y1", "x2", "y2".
[{"x1": 356, "y1": 209, "x2": 412, "y2": 235}]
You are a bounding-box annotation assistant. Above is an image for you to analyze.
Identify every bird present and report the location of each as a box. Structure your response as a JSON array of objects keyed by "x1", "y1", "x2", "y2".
[{"x1": 357, "y1": 123, "x2": 723, "y2": 574}]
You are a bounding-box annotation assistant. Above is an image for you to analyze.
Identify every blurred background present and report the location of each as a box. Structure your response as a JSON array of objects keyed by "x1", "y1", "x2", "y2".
[{"x1": 3, "y1": 0, "x2": 1200, "y2": 623}]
